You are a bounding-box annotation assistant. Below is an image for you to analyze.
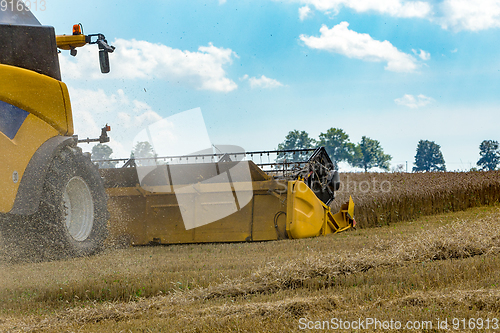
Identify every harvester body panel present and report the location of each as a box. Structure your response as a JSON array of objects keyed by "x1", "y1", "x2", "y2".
[
  {"x1": 0, "y1": 64, "x2": 73, "y2": 213},
  {"x1": 0, "y1": 64, "x2": 73, "y2": 136}
]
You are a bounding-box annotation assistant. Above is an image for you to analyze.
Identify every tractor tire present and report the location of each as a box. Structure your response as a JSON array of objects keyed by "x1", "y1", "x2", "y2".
[{"x1": 0, "y1": 146, "x2": 109, "y2": 262}]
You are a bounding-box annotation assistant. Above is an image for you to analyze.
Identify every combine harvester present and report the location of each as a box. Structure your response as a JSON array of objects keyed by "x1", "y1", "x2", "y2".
[{"x1": 0, "y1": 3, "x2": 354, "y2": 261}]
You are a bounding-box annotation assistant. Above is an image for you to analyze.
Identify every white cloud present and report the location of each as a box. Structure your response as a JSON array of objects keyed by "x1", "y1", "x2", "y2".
[
  {"x1": 412, "y1": 49, "x2": 431, "y2": 60},
  {"x1": 299, "y1": 5, "x2": 312, "y2": 20},
  {"x1": 300, "y1": 22, "x2": 419, "y2": 72},
  {"x1": 68, "y1": 87, "x2": 162, "y2": 158},
  {"x1": 451, "y1": 48, "x2": 458, "y2": 53},
  {"x1": 242, "y1": 75, "x2": 284, "y2": 89},
  {"x1": 437, "y1": 0, "x2": 500, "y2": 31},
  {"x1": 219, "y1": 0, "x2": 227, "y2": 4},
  {"x1": 59, "y1": 39, "x2": 238, "y2": 92},
  {"x1": 394, "y1": 94, "x2": 435, "y2": 108},
  {"x1": 294, "y1": 0, "x2": 431, "y2": 18},
  {"x1": 287, "y1": 0, "x2": 500, "y2": 32}
]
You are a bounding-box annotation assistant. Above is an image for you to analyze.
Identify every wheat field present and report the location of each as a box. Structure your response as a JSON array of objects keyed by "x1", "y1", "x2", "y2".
[{"x1": 332, "y1": 171, "x2": 500, "y2": 228}]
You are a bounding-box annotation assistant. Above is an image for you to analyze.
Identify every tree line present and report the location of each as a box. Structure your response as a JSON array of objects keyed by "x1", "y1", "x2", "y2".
[
  {"x1": 277, "y1": 129, "x2": 500, "y2": 172},
  {"x1": 276, "y1": 129, "x2": 391, "y2": 172}
]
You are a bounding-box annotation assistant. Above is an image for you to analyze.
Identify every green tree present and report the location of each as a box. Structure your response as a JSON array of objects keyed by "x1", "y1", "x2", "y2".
[
  {"x1": 277, "y1": 130, "x2": 316, "y2": 162},
  {"x1": 352, "y1": 136, "x2": 391, "y2": 172},
  {"x1": 132, "y1": 141, "x2": 156, "y2": 166},
  {"x1": 413, "y1": 140, "x2": 446, "y2": 172},
  {"x1": 317, "y1": 128, "x2": 356, "y2": 163},
  {"x1": 91, "y1": 144, "x2": 117, "y2": 168},
  {"x1": 132, "y1": 141, "x2": 155, "y2": 158},
  {"x1": 477, "y1": 140, "x2": 500, "y2": 171}
]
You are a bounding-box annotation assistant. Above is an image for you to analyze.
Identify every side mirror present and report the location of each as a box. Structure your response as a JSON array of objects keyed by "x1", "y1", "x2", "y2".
[
  {"x1": 99, "y1": 50, "x2": 110, "y2": 74},
  {"x1": 89, "y1": 34, "x2": 114, "y2": 74}
]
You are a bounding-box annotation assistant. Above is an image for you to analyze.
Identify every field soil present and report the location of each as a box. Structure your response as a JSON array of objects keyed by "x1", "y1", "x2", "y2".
[{"x1": 2, "y1": 204, "x2": 500, "y2": 332}]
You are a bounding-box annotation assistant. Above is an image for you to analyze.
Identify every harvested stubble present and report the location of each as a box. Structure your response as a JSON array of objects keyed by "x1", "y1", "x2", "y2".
[
  {"x1": 196, "y1": 210, "x2": 500, "y2": 300},
  {"x1": 332, "y1": 171, "x2": 500, "y2": 228},
  {"x1": 2, "y1": 206, "x2": 500, "y2": 332}
]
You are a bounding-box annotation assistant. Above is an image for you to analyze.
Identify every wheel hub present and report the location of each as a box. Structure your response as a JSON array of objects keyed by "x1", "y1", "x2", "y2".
[{"x1": 63, "y1": 176, "x2": 94, "y2": 242}]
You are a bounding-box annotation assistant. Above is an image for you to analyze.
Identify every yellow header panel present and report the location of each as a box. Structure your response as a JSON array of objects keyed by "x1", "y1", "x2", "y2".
[
  {"x1": 0, "y1": 64, "x2": 72, "y2": 136},
  {"x1": 286, "y1": 180, "x2": 326, "y2": 239}
]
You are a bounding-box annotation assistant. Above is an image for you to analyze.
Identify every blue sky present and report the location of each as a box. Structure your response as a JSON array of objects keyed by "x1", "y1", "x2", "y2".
[{"x1": 31, "y1": 0, "x2": 500, "y2": 171}]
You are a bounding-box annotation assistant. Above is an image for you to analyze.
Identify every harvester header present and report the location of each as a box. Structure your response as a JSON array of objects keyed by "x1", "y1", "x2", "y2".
[{"x1": 97, "y1": 147, "x2": 355, "y2": 245}]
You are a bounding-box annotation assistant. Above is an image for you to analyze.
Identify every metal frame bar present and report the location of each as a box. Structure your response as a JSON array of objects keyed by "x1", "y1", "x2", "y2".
[{"x1": 92, "y1": 148, "x2": 319, "y2": 166}]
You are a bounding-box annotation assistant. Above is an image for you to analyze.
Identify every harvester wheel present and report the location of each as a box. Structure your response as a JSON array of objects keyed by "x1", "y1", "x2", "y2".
[{"x1": 0, "y1": 146, "x2": 109, "y2": 262}]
